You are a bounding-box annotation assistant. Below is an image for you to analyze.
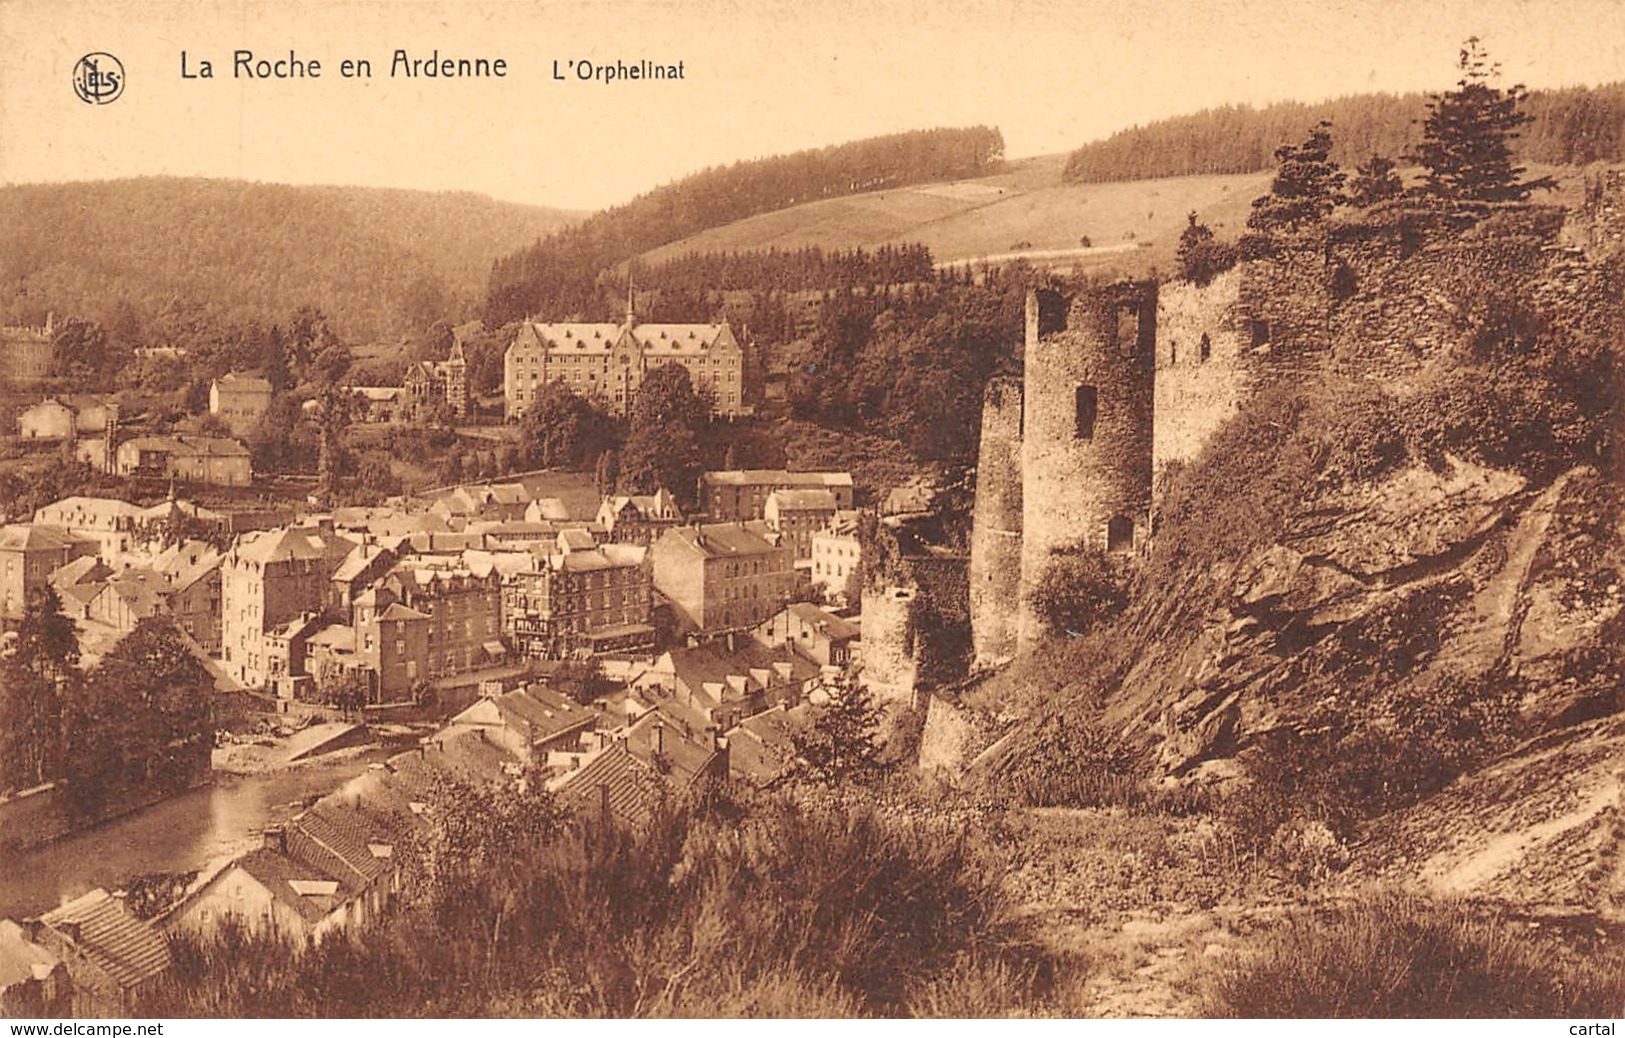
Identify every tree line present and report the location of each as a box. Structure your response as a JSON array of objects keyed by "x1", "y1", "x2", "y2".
[
  {"x1": 0, "y1": 594, "x2": 213, "y2": 815},
  {"x1": 483, "y1": 127, "x2": 1004, "y2": 325},
  {"x1": 1064, "y1": 80, "x2": 1625, "y2": 184}
]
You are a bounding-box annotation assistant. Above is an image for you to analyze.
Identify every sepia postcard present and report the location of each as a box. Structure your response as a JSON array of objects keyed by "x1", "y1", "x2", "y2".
[{"x1": 0, "y1": 0, "x2": 1622, "y2": 1024}]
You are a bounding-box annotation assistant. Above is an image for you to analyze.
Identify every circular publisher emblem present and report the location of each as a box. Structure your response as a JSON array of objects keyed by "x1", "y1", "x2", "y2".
[{"x1": 73, "y1": 52, "x2": 125, "y2": 105}]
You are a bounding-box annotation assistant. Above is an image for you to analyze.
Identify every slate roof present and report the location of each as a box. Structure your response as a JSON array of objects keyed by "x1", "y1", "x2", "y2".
[
  {"x1": 701, "y1": 470, "x2": 852, "y2": 488},
  {"x1": 661, "y1": 521, "x2": 781, "y2": 559},
  {"x1": 786, "y1": 602, "x2": 861, "y2": 641},
  {"x1": 0, "y1": 524, "x2": 84, "y2": 553},
  {"x1": 767, "y1": 488, "x2": 838, "y2": 511},
  {"x1": 552, "y1": 742, "x2": 662, "y2": 828},
  {"x1": 38, "y1": 889, "x2": 170, "y2": 991}
]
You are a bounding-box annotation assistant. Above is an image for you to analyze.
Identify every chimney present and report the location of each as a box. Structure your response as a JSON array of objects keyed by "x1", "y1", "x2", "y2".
[
  {"x1": 598, "y1": 782, "x2": 611, "y2": 826},
  {"x1": 262, "y1": 826, "x2": 287, "y2": 854},
  {"x1": 654, "y1": 721, "x2": 665, "y2": 754},
  {"x1": 59, "y1": 921, "x2": 82, "y2": 944},
  {"x1": 1024, "y1": 288, "x2": 1039, "y2": 352}
]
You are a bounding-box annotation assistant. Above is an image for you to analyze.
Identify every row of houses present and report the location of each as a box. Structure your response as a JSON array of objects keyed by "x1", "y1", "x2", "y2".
[{"x1": 157, "y1": 622, "x2": 843, "y2": 947}]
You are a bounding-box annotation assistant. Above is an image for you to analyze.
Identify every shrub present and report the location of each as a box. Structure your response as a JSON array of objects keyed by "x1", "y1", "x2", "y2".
[
  {"x1": 1027, "y1": 542, "x2": 1130, "y2": 638},
  {"x1": 1206, "y1": 892, "x2": 1625, "y2": 1017}
]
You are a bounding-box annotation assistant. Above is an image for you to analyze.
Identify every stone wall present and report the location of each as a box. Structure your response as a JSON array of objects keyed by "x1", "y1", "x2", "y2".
[
  {"x1": 861, "y1": 582, "x2": 918, "y2": 706},
  {"x1": 1152, "y1": 268, "x2": 1250, "y2": 486},
  {"x1": 1017, "y1": 284, "x2": 1155, "y2": 649},
  {"x1": 968, "y1": 375, "x2": 1024, "y2": 668}
]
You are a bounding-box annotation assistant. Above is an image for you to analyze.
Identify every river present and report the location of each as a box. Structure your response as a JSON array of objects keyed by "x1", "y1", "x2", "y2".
[{"x1": 0, "y1": 748, "x2": 392, "y2": 918}]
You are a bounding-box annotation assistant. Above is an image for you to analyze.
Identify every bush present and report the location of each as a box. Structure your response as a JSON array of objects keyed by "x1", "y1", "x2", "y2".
[
  {"x1": 1027, "y1": 542, "x2": 1130, "y2": 638},
  {"x1": 142, "y1": 789, "x2": 1080, "y2": 1017},
  {"x1": 1206, "y1": 892, "x2": 1625, "y2": 1017}
]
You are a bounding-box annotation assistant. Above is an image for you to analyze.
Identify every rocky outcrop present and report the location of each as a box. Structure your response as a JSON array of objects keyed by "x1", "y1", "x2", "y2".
[{"x1": 1108, "y1": 462, "x2": 1621, "y2": 778}]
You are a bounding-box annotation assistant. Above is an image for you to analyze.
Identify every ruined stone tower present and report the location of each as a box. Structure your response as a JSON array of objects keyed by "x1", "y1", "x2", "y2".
[
  {"x1": 1016, "y1": 283, "x2": 1156, "y2": 650},
  {"x1": 968, "y1": 375, "x2": 1024, "y2": 669}
]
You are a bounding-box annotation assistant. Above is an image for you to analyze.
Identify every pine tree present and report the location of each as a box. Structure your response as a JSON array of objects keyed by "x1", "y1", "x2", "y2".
[
  {"x1": 1347, "y1": 154, "x2": 1405, "y2": 208},
  {"x1": 1410, "y1": 38, "x2": 1555, "y2": 204},
  {"x1": 792, "y1": 672, "x2": 884, "y2": 784},
  {"x1": 1246, "y1": 121, "x2": 1347, "y2": 234}
]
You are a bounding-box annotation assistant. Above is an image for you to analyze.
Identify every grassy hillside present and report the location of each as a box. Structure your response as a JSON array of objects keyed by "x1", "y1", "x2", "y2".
[
  {"x1": 0, "y1": 178, "x2": 578, "y2": 344},
  {"x1": 641, "y1": 156, "x2": 1600, "y2": 281},
  {"x1": 639, "y1": 156, "x2": 1270, "y2": 278}
]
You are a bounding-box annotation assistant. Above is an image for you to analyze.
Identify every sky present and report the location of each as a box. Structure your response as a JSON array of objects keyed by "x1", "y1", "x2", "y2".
[{"x1": 1, "y1": 0, "x2": 1621, "y2": 213}]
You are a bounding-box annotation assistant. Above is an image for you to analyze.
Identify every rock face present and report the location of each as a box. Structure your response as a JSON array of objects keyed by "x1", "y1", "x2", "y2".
[{"x1": 1104, "y1": 461, "x2": 1622, "y2": 779}]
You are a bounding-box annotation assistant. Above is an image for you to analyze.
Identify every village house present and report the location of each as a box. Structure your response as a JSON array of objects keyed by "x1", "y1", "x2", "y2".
[
  {"x1": 306, "y1": 587, "x2": 431, "y2": 704},
  {"x1": 724, "y1": 704, "x2": 814, "y2": 787},
  {"x1": 596, "y1": 488, "x2": 684, "y2": 546},
  {"x1": 632, "y1": 640, "x2": 821, "y2": 732},
  {"x1": 403, "y1": 336, "x2": 469, "y2": 420},
  {"x1": 30, "y1": 889, "x2": 171, "y2": 1017},
  {"x1": 221, "y1": 522, "x2": 358, "y2": 688},
  {"x1": 503, "y1": 305, "x2": 749, "y2": 420},
  {"x1": 165, "y1": 808, "x2": 400, "y2": 947},
  {"x1": 373, "y1": 556, "x2": 505, "y2": 679},
  {"x1": 762, "y1": 487, "x2": 838, "y2": 561},
  {"x1": 17, "y1": 393, "x2": 115, "y2": 442},
  {"x1": 698, "y1": 470, "x2": 854, "y2": 521},
  {"x1": 809, "y1": 509, "x2": 863, "y2": 604},
  {"x1": 753, "y1": 602, "x2": 860, "y2": 668},
  {"x1": 503, "y1": 532, "x2": 653, "y2": 660},
  {"x1": 209, "y1": 372, "x2": 273, "y2": 435},
  {"x1": 32, "y1": 495, "x2": 226, "y2": 563},
  {"x1": 114, "y1": 435, "x2": 252, "y2": 487},
  {"x1": 0, "y1": 315, "x2": 54, "y2": 385},
  {"x1": 345, "y1": 386, "x2": 406, "y2": 423},
  {"x1": 0, "y1": 524, "x2": 96, "y2": 628},
  {"x1": 650, "y1": 521, "x2": 794, "y2": 638},
  {"x1": 444, "y1": 685, "x2": 597, "y2": 765},
  {"x1": 153, "y1": 540, "x2": 224, "y2": 655}
]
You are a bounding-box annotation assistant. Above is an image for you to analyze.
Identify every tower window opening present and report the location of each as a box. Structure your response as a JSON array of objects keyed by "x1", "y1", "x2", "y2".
[
  {"x1": 1074, "y1": 385, "x2": 1098, "y2": 441},
  {"x1": 1250, "y1": 319, "x2": 1270, "y2": 348},
  {"x1": 1106, "y1": 515, "x2": 1134, "y2": 553},
  {"x1": 1200, "y1": 333, "x2": 1212, "y2": 362}
]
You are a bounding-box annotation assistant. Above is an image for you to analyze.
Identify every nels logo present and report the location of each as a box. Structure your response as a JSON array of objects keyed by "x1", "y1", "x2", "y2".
[{"x1": 73, "y1": 52, "x2": 125, "y2": 105}]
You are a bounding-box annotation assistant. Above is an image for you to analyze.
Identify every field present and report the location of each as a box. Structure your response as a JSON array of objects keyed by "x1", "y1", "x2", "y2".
[{"x1": 639, "y1": 155, "x2": 1273, "y2": 277}]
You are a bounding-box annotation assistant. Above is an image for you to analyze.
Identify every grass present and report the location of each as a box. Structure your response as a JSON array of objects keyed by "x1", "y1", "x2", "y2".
[
  {"x1": 1204, "y1": 892, "x2": 1625, "y2": 1018},
  {"x1": 143, "y1": 786, "x2": 1090, "y2": 1018},
  {"x1": 638, "y1": 157, "x2": 1271, "y2": 273}
]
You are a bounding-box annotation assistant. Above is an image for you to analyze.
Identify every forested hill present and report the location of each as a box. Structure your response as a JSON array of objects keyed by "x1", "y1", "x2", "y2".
[
  {"x1": 0, "y1": 178, "x2": 577, "y2": 344},
  {"x1": 483, "y1": 126, "x2": 1005, "y2": 325},
  {"x1": 1063, "y1": 82, "x2": 1625, "y2": 183}
]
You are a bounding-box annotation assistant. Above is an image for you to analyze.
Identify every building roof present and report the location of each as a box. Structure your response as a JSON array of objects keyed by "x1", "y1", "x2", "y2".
[
  {"x1": 551, "y1": 742, "x2": 663, "y2": 828},
  {"x1": 701, "y1": 470, "x2": 852, "y2": 489},
  {"x1": 307, "y1": 624, "x2": 356, "y2": 651},
  {"x1": 657, "y1": 641, "x2": 819, "y2": 705},
  {"x1": 376, "y1": 602, "x2": 431, "y2": 623},
  {"x1": 453, "y1": 686, "x2": 595, "y2": 746},
  {"x1": 785, "y1": 602, "x2": 861, "y2": 641},
  {"x1": 51, "y1": 555, "x2": 112, "y2": 588},
  {"x1": 120, "y1": 435, "x2": 252, "y2": 459},
  {"x1": 37, "y1": 889, "x2": 170, "y2": 991},
  {"x1": 726, "y1": 704, "x2": 813, "y2": 786},
  {"x1": 231, "y1": 525, "x2": 357, "y2": 567},
  {"x1": 152, "y1": 540, "x2": 222, "y2": 592},
  {"x1": 0, "y1": 524, "x2": 87, "y2": 554},
  {"x1": 659, "y1": 521, "x2": 782, "y2": 560},
  {"x1": 767, "y1": 488, "x2": 839, "y2": 512},
  {"x1": 33, "y1": 496, "x2": 142, "y2": 523},
  {"x1": 215, "y1": 372, "x2": 273, "y2": 394},
  {"x1": 284, "y1": 809, "x2": 392, "y2": 891},
  {"x1": 227, "y1": 847, "x2": 341, "y2": 925}
]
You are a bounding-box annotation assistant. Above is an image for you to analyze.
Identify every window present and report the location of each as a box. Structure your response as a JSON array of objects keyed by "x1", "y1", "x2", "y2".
[
  {"x1": 1200, "y1": 333, "x2": 1212, "y2": 362},
  {"x1": 1250, "y1": 319, "x2": 1270, "y2": 347},
  {"x1": 1107, "y1": 515, "x2": 1134, "y2": 554},
  {"x1": 1074, "y1": 385, "x2": 1098, "y2": 440}
]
